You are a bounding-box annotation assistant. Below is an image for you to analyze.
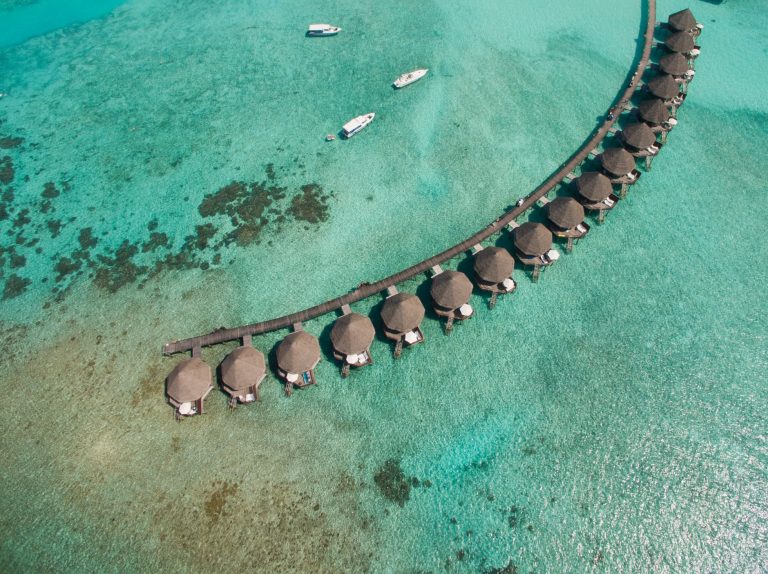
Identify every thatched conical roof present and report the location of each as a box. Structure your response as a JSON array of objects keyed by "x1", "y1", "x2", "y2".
[
  {"x1": 381, "y1": 292, "x2": 425, "y2": 333},
  {"x1": 600, "y1": 147, "x2": 636, "y2": 176},
  {"x1": 668, "y1": 9, "x2": 697, "y2": 32},
  {"x1": 547, "y1": 197, "x2": 585, "y2": 230},
  {"x1": 167, "y1": 357, "x2": 213, "y2": 403},
  {"x1": 665, "y1": 31, "x2": 695, "y2": 53},
  {"x1": 514, "y1": 222, "x2": 552, "y2": 257},
  {"x1": 474, "y1": 247, "x2": 515, "y2": 284},
  {"x1": 647, "y1": 74, "x2": 681, "y2": 99},
  {"x1": 622, "y1": 122, "x2": 657, "y2": 149},
  {"x1": 659, "y1": 52, "x2": 689, "y2": 76},
  {"x1": 277, "y1": 331, "x2": 320, "y2": 374},
  {"x1": 221, "y1": 346, "x2": 265, "y2": 391},
  {"x1": 576, "y1": 172, "x2": 613, "y2": 202},
  {"x1": 431, "y1": 270, "x2": 473, "y2": 310},
  {"x1": 638, "y1": 98, "x2": 671, "y2": 125},
  {"x1": 330, "y1": 313, "x2": 375, "y2": 356}
]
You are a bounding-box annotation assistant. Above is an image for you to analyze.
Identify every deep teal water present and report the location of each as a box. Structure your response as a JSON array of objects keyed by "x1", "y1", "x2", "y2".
[{"x1": 0, "y1": 1, "x2": 767, "y2": 572}]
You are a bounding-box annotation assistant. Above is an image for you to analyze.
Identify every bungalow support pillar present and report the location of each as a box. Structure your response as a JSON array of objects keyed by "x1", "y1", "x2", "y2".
[
  {"x1": 620, "y1": 183, "x2": 628, "y2": 199},
  {"x1": 394, "y1": 337, "x2": 403, "y2": 359},
  {"x1": 341, "y1": 363, "x2": 350, "y2": 378},
  {"x1": 445, "y1": 316, "x2": 454, "y2": 335},
  {"x1": 196, "y1": 398, "x2": 203, "y2": 415},
  {"x1": 566, "y1": 237, "x2": 574, "y2": 253},
  {"x1": 645, "y1": 156, "x2": 653, "y2": 171},
  {"x1": 598, "y1": 209, "x2": 606, "y2": 224},
  {"x1": 489, "y1": 292, "x2": 498, "y2": 309},
  {"x1": 532, "y1": 264, "x2": 540, "y2": 282}
]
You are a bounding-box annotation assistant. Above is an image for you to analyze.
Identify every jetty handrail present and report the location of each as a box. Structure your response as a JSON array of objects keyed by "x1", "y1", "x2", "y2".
[{"x1": 163, "y1": 0, "x2": 656, "y2": 356}]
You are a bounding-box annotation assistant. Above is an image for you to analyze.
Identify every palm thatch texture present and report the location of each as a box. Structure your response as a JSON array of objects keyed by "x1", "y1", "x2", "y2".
[
  {"x1": 277, "y1": 331, "x2": 320, "y2": 374},
  {"x1": 167, "y1": 357, "x2": 213, "y2": 404},
  {"x1": 514, "y1": 222, "x2": 553, "y2": 257},
  {"x1": 330, "y1": 313, "x2": 375, "y2": 356}
]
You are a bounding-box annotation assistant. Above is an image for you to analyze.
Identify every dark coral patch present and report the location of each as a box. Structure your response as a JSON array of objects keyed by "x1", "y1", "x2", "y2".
[
  {"x1": 204, "y1": 480, "x2": 239, "y2": 523},
  {"x1": 13, "y1": 208, "x2": 30, "y2": 229},
  {"x1": 0, "y1": 156, "x2": 13, "y2": 185},
  {"x1": 373, "y1": 459, "x2": 412, "y2": 507},
  {"x1": 42, "y1": 182, "x2": 60, "y2": 199},
  {"x1": 3, "y1": 274, "x2": 31, "y2": 300},
  {"x1": 46, "y1": 219, "x2": 63, "y2": 238},
  {"x1": 93, "y1": 241, "x2": 148, "y2": 293},
  {"x1": 198, "y1": 181, "x2": 247, "y2": 218},
  {"x1": 9, "y1": 250, "x2": 26, "y2": 269},
  {"x1": 54, "y1": 257, "x2": 82, "y2": 282},
  {"x1": 78, "y1": 227, "x2": 98, "y2": 250},
  {"x1": 142, "y1": 231, "x2": 169, "y2": 253},
  {"x1": 0, "y1": 137, "x2": 24, "y2": 149},
  {"x1": 288, "y1": 183, "x2": 329, "y2": 224}
]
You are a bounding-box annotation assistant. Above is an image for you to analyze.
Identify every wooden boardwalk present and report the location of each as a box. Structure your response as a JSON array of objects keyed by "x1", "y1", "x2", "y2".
[{"x1": 164, "y1": 0, "x2": 657, "y2": 356}]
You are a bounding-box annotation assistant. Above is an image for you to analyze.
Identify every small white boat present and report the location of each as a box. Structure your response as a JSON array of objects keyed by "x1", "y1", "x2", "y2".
[
  {"x1": 307, "y1": 23, "x2": 341, "y2": 36},
  {"x1": 393, "y1": 68, "x2": 428, "y2": 89},
  {"x1": 342, "y1": 113, "x2": 375, "y2": 138}
]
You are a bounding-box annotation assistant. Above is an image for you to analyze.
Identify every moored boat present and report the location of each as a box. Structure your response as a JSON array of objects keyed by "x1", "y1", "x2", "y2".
[
  {"x1": 341, "y1": 113, "x2": 375, "y2": 138},
  {"x1": 393, "y1": 68, "x2": 428, "y2": 88},
  {"x1": 306, "y1": 24, "x2": 341, "y2": 36}
]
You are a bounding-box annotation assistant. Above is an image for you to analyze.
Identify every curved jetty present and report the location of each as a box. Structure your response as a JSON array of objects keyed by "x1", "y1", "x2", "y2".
[
  {"x1": 164, "y1": 0, "x2": 660, "y2": 357},
  {"x1": 162, "y1": 1, "x2": 705, "y2": 412}
]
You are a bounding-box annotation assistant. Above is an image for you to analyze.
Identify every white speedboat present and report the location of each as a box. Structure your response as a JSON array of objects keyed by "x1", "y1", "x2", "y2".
[
  {"x1": 307, "y1": 24, "x2": 341, "y2": 36},
  {"x1": 393, "y1": 68, "x2": 428, "y2": 89},
  {"x1": 342, "y1": 113, "x2": 375, "y2": 138}
]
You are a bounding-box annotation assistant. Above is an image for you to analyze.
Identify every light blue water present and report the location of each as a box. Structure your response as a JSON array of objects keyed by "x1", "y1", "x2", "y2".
[
  {"x1": 1, "y1": 0, "x2": 767, "y2": 572},
  {"x1": 0, "y1": 0, "x2": 127, "y2": 48}
]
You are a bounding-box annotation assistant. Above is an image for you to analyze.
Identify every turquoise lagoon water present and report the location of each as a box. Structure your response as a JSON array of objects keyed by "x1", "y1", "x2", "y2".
[{"x1": 0, "y1": 0, "x2": 767, "y2": 572}]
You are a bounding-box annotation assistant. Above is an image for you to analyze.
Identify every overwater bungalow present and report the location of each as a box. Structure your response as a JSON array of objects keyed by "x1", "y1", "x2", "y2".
[
  {"x1": 330, "y1": 307, "x2": 375, "y2": 377},
  {"x1": 637, "y1": 98, "x2": 676, "y2": 137},
  {"x1": 621, "y1": 121, "x2": 660, "y2": 153},
  {"x1": 646, "y1": 74, "x2": 685, "y2": 107},
  {"x1": 620, "y1": 121, "x2": 663, "y2": 169},
  {"x1": 664, "y1": 31, "x2": 700, "y2": 60},
  {"x1": 166, "y1": 357, "x2": 213, "y2": 419},
  {"x1": 220, "y1": 344, "x2": 266, "y2": 408},
  {"x1": 513, "y1": 222, "x2": 558, "y2": 281},
  {"x1": 472, "y1": 246, "x2": 516, "y2": 308},
  {"x1": 599, "y1": 147, "x2": 640, "y2": 193},
  {"x1": 381, "y1": 288, "x2": 425, "y2": 357},
  {"x1": 430, "y1": 267, "x2": 474, "y2": 333},
  {"x1": 276, "y1": 327, "x2": 321, "y2": 396},
  {"x1": 659, "y1": 51, "x2": 690, "y2": 74},
  {"x1": 546, "y1": 196, "x2": 589, "y2": 252},
  {"x1": 667, "y1": 8, "x2": 702, "y2": 36},
  {"x1": 659, "y1": 52, "x2": 694, "y2": 87},
  {"x1": 575, "y1": 171, "x2": 618, "y2": 223}
]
